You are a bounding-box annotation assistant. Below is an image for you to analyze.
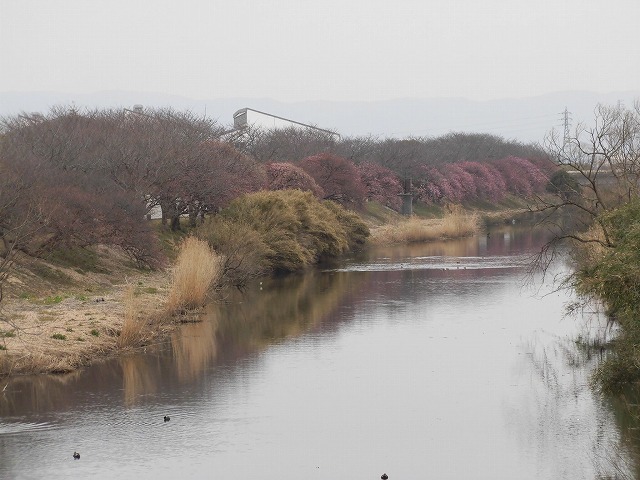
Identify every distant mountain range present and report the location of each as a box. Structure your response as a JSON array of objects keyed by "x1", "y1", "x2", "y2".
[{"x1": 1, "y1": 90, "x2": 638, "y2": 145}]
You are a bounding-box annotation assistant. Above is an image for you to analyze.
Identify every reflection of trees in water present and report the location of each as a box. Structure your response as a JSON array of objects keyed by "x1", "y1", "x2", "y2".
[
  {"x1": 116, "y1": 270, "x2": 369, "y2": 395},
  {"x1": 211, "y1": 270, "x2": 369, "y2": 361},
  {"x1": 566, "y1": 312, "x2": 640, "y2": 479},
  {"x1": 514, "y1": 323, "x2": 637, "y2": 480}
]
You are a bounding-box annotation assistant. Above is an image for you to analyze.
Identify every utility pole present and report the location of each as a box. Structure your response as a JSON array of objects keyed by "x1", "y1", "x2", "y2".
[{"x1": 398, "y1": 177, "x2": 413, "y2": 216}]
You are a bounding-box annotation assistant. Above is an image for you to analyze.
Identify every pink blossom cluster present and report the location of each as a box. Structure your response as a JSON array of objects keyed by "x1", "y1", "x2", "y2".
[{"x1": 415, "y1": 157, "x2": 549, "y2": 204}]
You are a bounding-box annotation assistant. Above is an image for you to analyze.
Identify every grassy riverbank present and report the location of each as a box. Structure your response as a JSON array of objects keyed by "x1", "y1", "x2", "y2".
[
  {"x1": 0, "y1": 246, "x2": 173, "y2": 375},
  {"x1": 0, "y1": 227, "x2": 242, "y2": 376},
  {"x1": 0, "y1": 197, "x2": 525, "y2": 377}
]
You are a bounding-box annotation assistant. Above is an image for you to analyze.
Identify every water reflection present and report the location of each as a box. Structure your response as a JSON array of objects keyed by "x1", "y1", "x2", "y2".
[
  {"x1": 211, "y1": 270, "x2": 368, "y2": 356},
  {"x1": 0, "y1": 269, "x2": 368, "y2": 415},
  {"x1": 0, "y1": 226, "x2": 637, "y2": 479},
  {"x1": 170, "y1": 315, "x2": 219, "y2": 383}
]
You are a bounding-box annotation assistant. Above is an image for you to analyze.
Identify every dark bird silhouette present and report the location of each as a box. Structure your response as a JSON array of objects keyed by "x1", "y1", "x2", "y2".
[
  {"x1": 164, "y1": 415, "x2": 170, "y2": 422},
  {"x1": 381, "y1": 474, "x2": 388, "y2": 480},
  {"x1": 73, "y1": 452, "x2": 80, "y2": 460}
]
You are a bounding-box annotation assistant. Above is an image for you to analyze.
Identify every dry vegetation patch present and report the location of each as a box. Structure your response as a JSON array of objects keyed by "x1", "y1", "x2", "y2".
[
  {"x1": 166, "y1": 237, "x2": 223, "y2": 315},
  {"x1": 369, "y1": 206, "x2": 481, "y2": 245},
  {"x1": 0, "y1": 247, "x2": 172, "y2": 376}
]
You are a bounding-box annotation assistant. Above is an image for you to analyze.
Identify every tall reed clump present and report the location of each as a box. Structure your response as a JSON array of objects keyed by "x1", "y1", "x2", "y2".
[
  {"x1": 440, "y1": 205, "x2": 480, "y2": 239},
  {"x1": 370, "y1": 206, "x2": 480, "y2": 245},
  {"x1": 116, "y1": 284, "x2": 146, "y2": 349},
  {"x1": 166, "y1": 237, "x2": 223, "y2": 315}
]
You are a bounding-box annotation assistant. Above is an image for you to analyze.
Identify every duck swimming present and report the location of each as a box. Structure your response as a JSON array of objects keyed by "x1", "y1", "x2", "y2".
[
  {"x1": 73, "y1": 452, "x2": 80, "y2": 460},
  {"x1": 164, "y1": 415, "x2": 170, "y2": 422}
]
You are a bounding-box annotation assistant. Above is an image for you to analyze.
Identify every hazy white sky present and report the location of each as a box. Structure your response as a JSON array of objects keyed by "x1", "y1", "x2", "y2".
[{"x1": 1, "y1": 0, "x2": 639, "y2": 102}]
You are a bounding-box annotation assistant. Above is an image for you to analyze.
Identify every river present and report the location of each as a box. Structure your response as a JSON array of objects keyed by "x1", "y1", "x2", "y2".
[{"x1": 0, "y1": 226, "x2": 636, "y2": 479}]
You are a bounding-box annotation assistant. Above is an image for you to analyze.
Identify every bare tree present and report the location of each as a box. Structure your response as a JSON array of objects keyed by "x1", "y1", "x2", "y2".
[
  {"x1": 539, "y1": 102, "x2": 640, "y2": 249},
  {"x1": 0, "y1": 149, "x2": 52, "y2": 316},
  {"x1": 367, "y1": 137, "x2": 427, "y2": 179},
  {"x1": 299, "y1": 153, "x2": 366, "y2": 205},
  {"x1": 0, "y1": 108, "x2": 163, "y2": 265},
  {"x1": 333, "y1": 135, "x2": 380, "y2": 164},
  {"x1": 234, "y1": 125, "x2": 338, "y2": 163}
]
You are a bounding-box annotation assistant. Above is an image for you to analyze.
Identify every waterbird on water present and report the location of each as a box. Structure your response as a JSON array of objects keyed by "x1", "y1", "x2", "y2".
[
  {"x1": 381, "y1": 474, "x2": 388, "y2": 479},
  {"x1": 73, "y1": 452, "x2": 80, "y2": 459},
  {"x1": 164, "y1": 415, "x2": 170, "y2": 422}
]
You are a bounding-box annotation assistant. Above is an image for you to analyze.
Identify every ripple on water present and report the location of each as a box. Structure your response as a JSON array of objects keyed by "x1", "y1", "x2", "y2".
[
  {"x1": 327, "y1": 254, "x2": 531, "y2": 272},
  {"x1": 0, "y1": 420, "x2": 58, "y2": 436}
]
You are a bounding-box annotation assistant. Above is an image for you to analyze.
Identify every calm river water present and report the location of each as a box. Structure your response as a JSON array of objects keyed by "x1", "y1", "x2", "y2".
[{"x1": 0, "y1": 227, "x2": 636, "y2": 479}]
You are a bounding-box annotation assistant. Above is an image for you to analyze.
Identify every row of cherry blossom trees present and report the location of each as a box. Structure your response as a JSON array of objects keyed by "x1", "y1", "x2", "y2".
[
  {"x1": 265, "y1": 155, "x2": 403, "y2": 209},
  {"x1": 414, "y1": 156, "x2": 551, "y2": 204},
  {"x1": 237, "y1": 126, "x2": 555, "y2": 209},
  {"x1": 0, "y1": 106, "x2": 557, "y2": 308},
  {"x1": 0, "y1": 107, "x2": 555, "y2": 272},
  {"x1": 265, "y1": 152, "x2": 552, "y2": 209}
]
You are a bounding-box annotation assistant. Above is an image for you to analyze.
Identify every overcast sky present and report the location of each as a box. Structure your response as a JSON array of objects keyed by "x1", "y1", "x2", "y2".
[{"x1": 1, "y1": 0, "x2": 639, "y2": 103}]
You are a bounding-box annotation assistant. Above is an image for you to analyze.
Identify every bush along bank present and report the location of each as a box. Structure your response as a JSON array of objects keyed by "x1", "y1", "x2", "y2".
[
  {"x1": 195, "y1": 189, "x2": 369, "y2": 288},
  {"x1": 572, "y1": 199, "x2": 640, "y2": 393}
]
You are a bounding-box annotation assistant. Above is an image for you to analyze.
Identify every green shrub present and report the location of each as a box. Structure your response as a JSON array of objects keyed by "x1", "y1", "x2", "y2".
[
  {"x1": 546, "y1": 169, "x2": 581, "y2": 200},
  {"x1": 576, "y1": 199, "x2": 640, "y2": 392},
  {"x1": 90, "y1": 329, "x2": 100, "y2": 337},
  {"x1": 576, "y1": 201, "x2": 640, "y2": 317},
  {"x1": 51, "y1": 333, "x2": 67, "y2": 340}
]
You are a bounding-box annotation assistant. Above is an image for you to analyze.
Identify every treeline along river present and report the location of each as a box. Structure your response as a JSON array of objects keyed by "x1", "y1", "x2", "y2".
[{"x1": 0, "y1": 226, "x2": 637, "y2": 479}]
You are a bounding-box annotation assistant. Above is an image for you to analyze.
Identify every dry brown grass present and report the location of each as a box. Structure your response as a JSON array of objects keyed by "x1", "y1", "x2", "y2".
[
  {"x1": 116, "y1": 284, "x2": 147, "y2": 349},
  {"x1": 370, "y1": 206, "x2": 480, "y2": 245},
  {"x1": 0, "y1": 263, "x2": 172, "y2": 376},
  {"x1": 166, "y1": 237, "x2": 223, "y2": 315}
]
